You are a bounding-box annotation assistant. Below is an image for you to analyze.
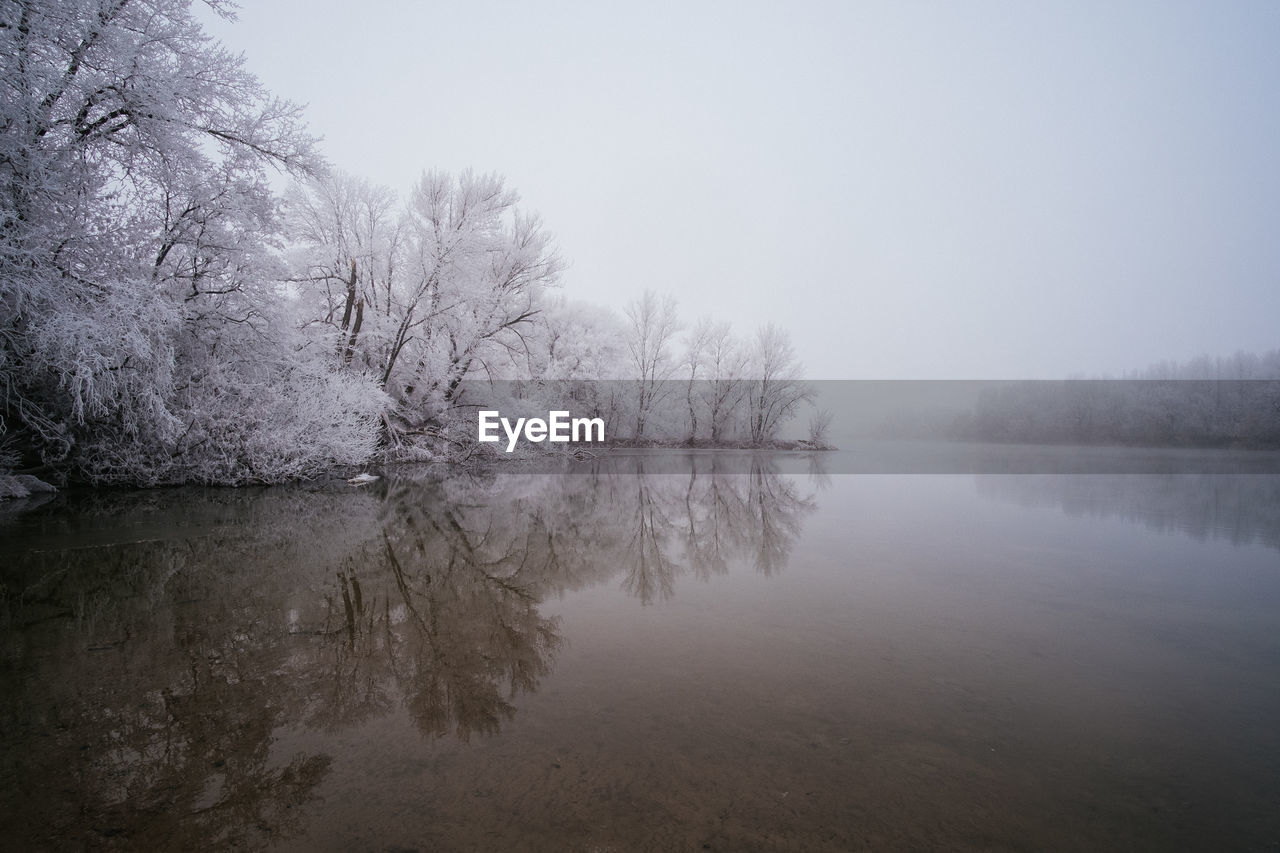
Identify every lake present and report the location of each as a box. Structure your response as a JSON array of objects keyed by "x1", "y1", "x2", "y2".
[{"x1": 2, "y1": 448, "x2": 1279, "y2": 851}]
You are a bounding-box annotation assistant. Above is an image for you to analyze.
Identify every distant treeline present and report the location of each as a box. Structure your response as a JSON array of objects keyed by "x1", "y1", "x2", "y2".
[{"x1": 952, "y1": 351, "x2": 1280, "y2": 448}]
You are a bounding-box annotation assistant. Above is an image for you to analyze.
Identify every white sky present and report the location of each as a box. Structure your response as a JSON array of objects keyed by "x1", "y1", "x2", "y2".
[{"x1": 201, "y1": 0, "x2": 1280, "y2": 378}]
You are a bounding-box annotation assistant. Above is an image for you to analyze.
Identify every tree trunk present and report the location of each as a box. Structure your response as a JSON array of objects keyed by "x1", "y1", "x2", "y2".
[
  {"x1": 343, "y1": 297, "x2": 363, "y2": 365},
  {"x1": 337, "y1": 257, "x2": 357, "y2": 358}
]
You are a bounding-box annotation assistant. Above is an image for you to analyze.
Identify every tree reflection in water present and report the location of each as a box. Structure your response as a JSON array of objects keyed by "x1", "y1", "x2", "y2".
[
  {"x1": 0, "y1": 454, "x2": 822, "y2": 849},
  {"x1": 973, "y1": 473, "x2": 1280, "y2": 552}
]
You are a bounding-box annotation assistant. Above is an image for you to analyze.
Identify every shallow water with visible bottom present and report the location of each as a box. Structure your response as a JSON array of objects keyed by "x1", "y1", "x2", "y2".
[{"x1": 2, "y1": 450, "x2": 1279, "y2": 851}]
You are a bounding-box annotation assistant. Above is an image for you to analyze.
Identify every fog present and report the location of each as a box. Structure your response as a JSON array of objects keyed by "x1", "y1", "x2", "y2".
[
  {"x1": 200, "y1": 0, "x2": 1280, "y2": 379},
  {"x1": 6, "y1": 1, "x2": 1280, "y2": 484}
]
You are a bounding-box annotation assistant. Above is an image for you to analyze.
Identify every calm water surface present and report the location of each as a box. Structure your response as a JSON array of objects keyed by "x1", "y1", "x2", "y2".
[{"x1": 2, "y1": 450, "x2": 1279, "y2": 851}]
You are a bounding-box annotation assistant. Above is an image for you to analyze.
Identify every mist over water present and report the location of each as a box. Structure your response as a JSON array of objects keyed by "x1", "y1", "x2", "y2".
[{"x1": 3, "y1": 450, "x2": 1278, "y2": 850}]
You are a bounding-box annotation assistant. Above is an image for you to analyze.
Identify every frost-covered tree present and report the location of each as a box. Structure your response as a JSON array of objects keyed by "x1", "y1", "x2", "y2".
[
  {"x1": 528, "y1": 296, "x2": 627, "y2": 381},
  {"x1": 680, "y1": 317, "x2": 778, "y2": 445},
  {"x1": 287, "y1": 170, "x2": 562, "y2": 440},
  {"x1": 697, "y1": 319, "x2": 747, "y2": 443},
  {"x1": 746, "y1": 324, "x2": 811, "y2": 444},
  {"x1": 682, "y1": 317, "x2": 715, "y2": 442},
  {"x1": 398, "y1": 171, "x2": 562, "y2": 404},
  {"x1": 515, "y1": 297, "x2": 630, "y2": 438},
  {"x1": 807, "y1": 408, "x2": 834, "y2": 447},
  {"x1": 624, "y1": 290, "x2": 681, "y2": 438},
  {"x1": 0, "y1": 0, "x2": 384, "y2": 482},
  {"x1": 284, "y1": 171, "x2": 404, "y2": 371}
]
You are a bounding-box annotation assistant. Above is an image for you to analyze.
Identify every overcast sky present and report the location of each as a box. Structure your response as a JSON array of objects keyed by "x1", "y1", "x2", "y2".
[{"x1": 201, "y1": 0, "x2": 1280, "y2": 379}]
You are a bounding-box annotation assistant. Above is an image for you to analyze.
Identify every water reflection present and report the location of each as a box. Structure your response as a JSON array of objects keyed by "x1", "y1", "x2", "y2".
[
  {"x1": 0, "y1": 492, "x2": 350, "y2": 850},
  {"x1": 0, "y1": 456, "x2": 818, "y2": 849},
  {"x1": 974, "y1": 473, "x2": 1280, "y2": 552},
  {"x1": 613, "y1": 457, "x2": 814, "y2": 602}
]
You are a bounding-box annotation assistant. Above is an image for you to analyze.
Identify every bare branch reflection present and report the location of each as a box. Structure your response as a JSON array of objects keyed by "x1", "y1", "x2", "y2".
[
  {"x1": 0, "y1": 456, "x2": 820, "y2": 848},
  {"x1": 621, "y1": 467, "x2": 680, "y2": 604}
]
